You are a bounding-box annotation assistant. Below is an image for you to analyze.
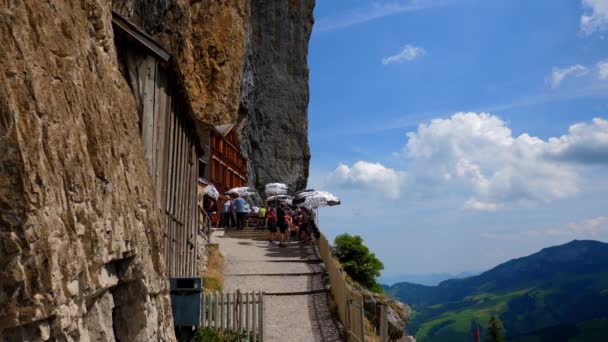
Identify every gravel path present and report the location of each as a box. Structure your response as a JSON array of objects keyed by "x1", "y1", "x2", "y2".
[{"x1": 212, "y1": 231, "x2": 344, "y2": 342}]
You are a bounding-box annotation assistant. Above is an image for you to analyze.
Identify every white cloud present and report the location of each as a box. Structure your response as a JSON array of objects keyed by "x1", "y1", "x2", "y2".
[
  {"x1": 315, "y1": 0, "x2": 456, "y2": 32},
  {"x1": 581, "y1": 0, "x2": 608, "y2": 35},
  {"x1": 382, "y1": 44, "x2": 426, "y2": 65},
  {"x1": 545, "y1": 117, "x2": 608, "y2": 164},
  {"x1": 480, "y1": 232, "x2": 520, "y2": 241},
  {"x1": 464, "y1": 200, "x2": 498, "y2": 212},
  {"x1": 481, "y1": 58, "x2": 608, "y2": 112},
  {"x1": 482, "y1": 215, "x2": 608, "y2": 241},
  {"x1": 329, "y1": 161, "x2": 406, "y2": 199},
  {"x1": 328, "y1": 114, "x2": 608, "y2": 210},
  {"x1": 550, "y1": 65, "x2": 588, "y2": 88},
  {"x1": 569, "y1": 216, "x2": 608, "y2": 236},
  {"x1": 598, "y1": 60, "x2": 608, "y2": 79},
  {"x1": 404, "y1": 113, "x2": 586, "y2": 210}
]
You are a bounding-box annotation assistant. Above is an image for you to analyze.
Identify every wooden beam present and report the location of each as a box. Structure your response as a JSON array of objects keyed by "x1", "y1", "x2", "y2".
[
  {"x1": 140, "y1": 56, "x2": 156, "y2": 174},
  {"x1": 111, "y1": 11, "x2": 171, "y2": 62},
  {"x1": 169, "y1": 103, "x2": 179, "y2": 277},
  {"x1": 189, "y1": 139, "x2": 196, "y2": 277},
  {"x1": 184, "y1": 127, "x2": 191, "y2": 276},
  {"x1": 178, "y1": 116, "x2": 187, "y2": 277},
  {"x1": 154, "y1": 63, "x2": 168, "y2": 208},
  {"x1": 193, "y1": 148, "x2": 200, "y2": 276}
]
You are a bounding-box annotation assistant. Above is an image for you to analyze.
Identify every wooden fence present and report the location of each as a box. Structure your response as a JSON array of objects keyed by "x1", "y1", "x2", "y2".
[
  {"x1": 317, "y1": 234, "x2": 389, "y2": 342},
  {"x1": 200, "y1": 290, "x2": 264, "y2": 342},
  {"x1": 317, "y1": 234, "x2": 366, "y2": 342}
]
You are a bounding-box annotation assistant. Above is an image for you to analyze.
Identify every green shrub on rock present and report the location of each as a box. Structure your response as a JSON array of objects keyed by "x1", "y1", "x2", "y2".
[{"x1": 333, "y1": 233, "x2": 384, "y2": 293}]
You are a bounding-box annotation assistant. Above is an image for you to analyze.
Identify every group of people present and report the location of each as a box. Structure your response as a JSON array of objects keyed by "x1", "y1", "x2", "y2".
[
  {"x1": 266, "y1": 203, "x2": 316, "y2": 248},
  {"x1": 219, "y1": 193, "x2": 248, "y2": 230},
  {"x1": 207, "y1": 191, "x2": 319, "y2": 248}
]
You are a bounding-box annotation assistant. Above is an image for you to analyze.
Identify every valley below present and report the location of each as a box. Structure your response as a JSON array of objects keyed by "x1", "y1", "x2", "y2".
[{"x1": 384, "y1": 240, "x2": 608, "y2": 342}]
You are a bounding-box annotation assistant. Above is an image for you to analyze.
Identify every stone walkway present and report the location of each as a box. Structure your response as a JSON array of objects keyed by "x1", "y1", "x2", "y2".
[{"x1": 212, "y1": 230, "x2": 344, "y2": 342}]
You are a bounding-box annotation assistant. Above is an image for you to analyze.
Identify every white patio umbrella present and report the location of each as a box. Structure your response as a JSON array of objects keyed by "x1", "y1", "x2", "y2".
[
  {"x1": 226, "y1": 186, "x2": 257, "y2": 197},
  {"x1": 265, "y1": 183, "x2": 289, "y2": 196},
  {"x1": 265, "y1": 183, "x2": 289, "y2": 209},
  {"x1": 203, "y1": 183, "x2": 220, "y2": 200},
  {"x1": 226, "y1": 187, "x2": 262, "y2": 209},
  {"x1": 266, "y1": 195, "x2": 294, "y2": 205},
  {"x1": 293, "y1": 190, "x2": 340, "y2": 236},
  {"x1": 293, "y1": 190, "x2": 340, "y2": 209}
]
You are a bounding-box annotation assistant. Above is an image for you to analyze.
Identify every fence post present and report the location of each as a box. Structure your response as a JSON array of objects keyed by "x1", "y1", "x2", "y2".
[
  {"x1": 238, "y1": 290, "x2": 243, "y2": 339},
  {"x1": 232, "y1": 292, "x2": 235, "y2": 331},
  {"x1": 259, "y1": 291, "x2": 264, "y2": 342},
  {"x1": 234, "y1": 291, "x2": 238, "y2": 333},
  {"x1": 252, "y1": 292, "x2": 257, "y2": 342},
  {"x1": 228, "y1": 292, "x2": 232, "y2": 331},
  {"x1": 245, "y1": 292, "x2": 250, "y2": 334},
  {"x1": 346, "y1": 298, "x2": 351, "y2": 337},
  {"x1": 220, "y1": 292, "x2": 224, "y2": 331},
  {"x1": 207, "y1": 292, "x2": 212, "y2": 328},
  {"x1": 201, "y1": 291, "x2": 206, "y2": 327},
  {"x1": 360, "y1": 302, "x2": 366, "y2": 342},
  {"x1": 228, "y1": 292, "x2": 233, "y2": 330},
  {"x1": 214, "y1": 291, "x2": 219, "y2": 330},
  {"x1": 380, "y1": 303, "x2": 388, "y2": 342}
]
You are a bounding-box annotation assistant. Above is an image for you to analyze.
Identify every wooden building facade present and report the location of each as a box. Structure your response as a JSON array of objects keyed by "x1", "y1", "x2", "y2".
[
  {"x1": 208, "y1": 124, "x2": 248, "y2": 195},
  {"x1": 113, "y1": 12, "x2": 202, "y2": 279}
]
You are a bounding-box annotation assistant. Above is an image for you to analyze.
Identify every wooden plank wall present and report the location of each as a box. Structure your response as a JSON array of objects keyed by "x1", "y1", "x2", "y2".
[{"x1": 136, "y1": 53, "x2": 199, "y2": 278}]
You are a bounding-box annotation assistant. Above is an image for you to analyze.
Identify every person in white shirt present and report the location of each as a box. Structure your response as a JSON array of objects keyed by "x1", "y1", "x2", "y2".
[{"x1": 222, "y1": 196, "x2": 233, "y2": 228}]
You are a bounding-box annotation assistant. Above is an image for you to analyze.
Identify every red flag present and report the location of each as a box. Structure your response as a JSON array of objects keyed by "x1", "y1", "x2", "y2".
[{"x1": 474, "y1": 326, "x2": 480, "y2": 342}]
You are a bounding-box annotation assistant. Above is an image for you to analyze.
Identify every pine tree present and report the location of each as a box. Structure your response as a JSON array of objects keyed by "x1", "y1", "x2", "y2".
[{"x1": 485, "y1": 316, "x2": 505, "y2": 342}]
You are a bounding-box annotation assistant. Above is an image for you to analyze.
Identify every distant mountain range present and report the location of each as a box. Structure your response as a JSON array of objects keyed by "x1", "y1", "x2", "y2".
[
  {"x1": 384, "y1": 240, "x2": 608, "y2": 342},
  {"x1": 380, "y1": 271, "x2": 481, "y2": 286}
]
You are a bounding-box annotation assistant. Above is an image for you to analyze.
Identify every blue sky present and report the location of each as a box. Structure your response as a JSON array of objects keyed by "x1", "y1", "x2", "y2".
[{"x1": 307, "y1": 0, "x2": 608, "y2": 279}]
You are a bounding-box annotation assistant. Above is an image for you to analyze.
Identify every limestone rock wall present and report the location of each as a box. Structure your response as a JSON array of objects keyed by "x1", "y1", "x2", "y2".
[
  {"x1": 0, "y1": 0, "x2": 314, "y2": 339},
  {"x1": 0, "y1": 1, "x2": 173, "y2": 340},
  {"x1": 112, "y1": 0, "x2": 314, "y2": 194},
  {"x1": 362, "y1": 290, "x2": 414, "y2": 341},
  {"x1": 239, "y1": 0, "x2": 314, "y2": 193},
  {"x1": 112, "y1": 0, "x2": 249, "y2": 125}
]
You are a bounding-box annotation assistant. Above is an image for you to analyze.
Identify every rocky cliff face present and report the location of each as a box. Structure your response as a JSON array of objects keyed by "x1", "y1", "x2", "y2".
[
  {"x1": 112, "y1": 0, "x2": 314, "y2": 194},
  {"x1": 239, "y1": 0, "x2": 314, "y2": 193},
  {"x1": 362, "y1": 289, "x2": 415, "y2": 341},
  {"x1": 0, "y1": 0, "x2": 313, "y2": 340},
  {"x1": 112, "y1": 0, "x2": 249, "y2": 125},
  {"x1": 0, "y1": 1, "x2": 173, "y2": 340}
]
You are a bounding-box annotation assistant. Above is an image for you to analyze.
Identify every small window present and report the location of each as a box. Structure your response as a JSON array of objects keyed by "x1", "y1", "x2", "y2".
[{"x1": 199, "y1": 158, "x2": 207, "y2": 180}]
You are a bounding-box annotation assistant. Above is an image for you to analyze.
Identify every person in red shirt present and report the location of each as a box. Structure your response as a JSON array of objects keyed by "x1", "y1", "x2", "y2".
[
  {"x1": 285, "y1": 212, "x2": 297, "y2": 241},
  {"x1": 299, "y1": 207, "x2": 311, "y2": 245},
  {"x1": 267, "y1": 207, "x2": 278, "y2": 244},
  {"x1": 276, "y1": 204, "x2": 287, "y2": 247}
]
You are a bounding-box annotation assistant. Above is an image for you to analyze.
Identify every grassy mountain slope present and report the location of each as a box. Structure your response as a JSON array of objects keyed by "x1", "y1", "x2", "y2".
[{"x1": 384, "y1": 240, "x2": 608, "y2": 342}]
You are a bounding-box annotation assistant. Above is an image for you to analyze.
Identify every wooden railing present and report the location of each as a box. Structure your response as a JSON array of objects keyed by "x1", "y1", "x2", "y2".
[
  {"x1": 317, "y1": 234, "x2": 367, "y2": 342},
  {"x1": 317, "y1": 233, "x2": 390, "y2": 342},
  {"x1": 200, "y1": 290, "x2": 264, "y2": 342},
  {"x1": 198, "y1": 205, "x2": 212, "y2": 238}
]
